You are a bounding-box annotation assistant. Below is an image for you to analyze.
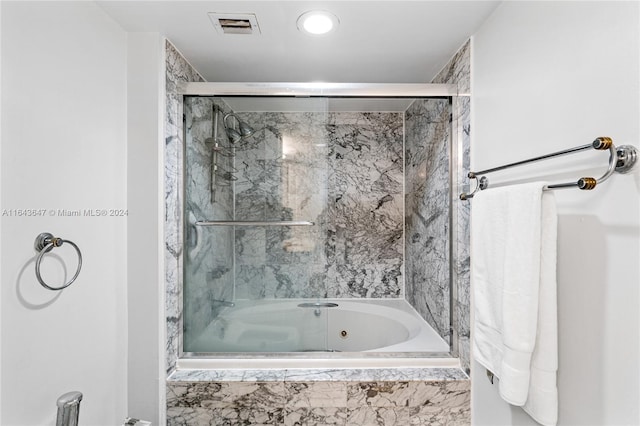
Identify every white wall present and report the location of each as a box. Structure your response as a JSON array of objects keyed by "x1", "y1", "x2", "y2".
[
  {"x1": 1, "y1": 2, "x2": 128, "y2": 425},
  {"x1": 472, "y1": 2, "x2": 639, "y2": 425},
  {"x1": 126, "y1": 32, "x2": 164, "y2": 425}
]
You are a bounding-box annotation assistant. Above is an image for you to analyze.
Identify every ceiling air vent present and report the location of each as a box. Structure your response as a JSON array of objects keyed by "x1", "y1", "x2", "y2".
[{"x1": 208, "y1": 13, "x2": 261, "y2": 35}]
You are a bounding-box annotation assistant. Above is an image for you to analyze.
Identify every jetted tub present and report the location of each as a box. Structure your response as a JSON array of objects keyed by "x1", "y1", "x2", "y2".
[{"x1": 185, "y1": 299, "x2": 450, "y2": 354}]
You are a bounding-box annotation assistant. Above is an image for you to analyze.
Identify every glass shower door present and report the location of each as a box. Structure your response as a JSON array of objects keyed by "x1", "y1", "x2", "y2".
[{"x1": 183, "y1": 95, "x2": 332, "y2": 353}]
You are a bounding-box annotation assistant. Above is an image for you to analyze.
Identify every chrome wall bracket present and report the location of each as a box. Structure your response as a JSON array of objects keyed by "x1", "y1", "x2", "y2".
[{"x1": 615, "y1": 145, "x2": 637, "y2": 174}]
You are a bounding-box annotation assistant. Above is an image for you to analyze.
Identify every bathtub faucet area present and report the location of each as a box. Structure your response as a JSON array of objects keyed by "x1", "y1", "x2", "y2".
[
  {"x1": 297, "y1": 302, "x2": 339, "y2": 308},
  {"x1": 298, "y1": 302, "x2": 339, "y2": 316}
]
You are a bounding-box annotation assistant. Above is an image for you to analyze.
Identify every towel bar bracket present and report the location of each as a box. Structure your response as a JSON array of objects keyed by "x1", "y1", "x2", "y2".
[
  {"x1": 486, "y1": 369, "x2": 495, "y2": 385},
  {"x1": 615, "y1": 145, "x2": 637, "y2": 174}
]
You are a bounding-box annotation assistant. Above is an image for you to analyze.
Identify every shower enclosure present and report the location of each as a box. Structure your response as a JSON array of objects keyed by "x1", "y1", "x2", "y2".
[{"x1": 180, "y1": 83, "x2": 462, "y2": 357}]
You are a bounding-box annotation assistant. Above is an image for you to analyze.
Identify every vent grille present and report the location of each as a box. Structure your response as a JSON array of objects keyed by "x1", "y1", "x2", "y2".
[{"x1": 208, "y1": 13, "x2": 261, "y2": 35}]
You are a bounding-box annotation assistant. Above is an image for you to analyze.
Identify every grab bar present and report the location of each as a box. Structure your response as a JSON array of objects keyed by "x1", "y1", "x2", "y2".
[
  {"x1": 196, "y1": 220, "x2": 315, "y2": 226},
  {"x1": 34, "y1": 233, "x2": 83, "y2": 291},
  {"x1": 460, "y1": 137, "x2": 638, "y2": 200},
  {"x1": 297, "y1": 302, "x2": 339, "y2": 308}
]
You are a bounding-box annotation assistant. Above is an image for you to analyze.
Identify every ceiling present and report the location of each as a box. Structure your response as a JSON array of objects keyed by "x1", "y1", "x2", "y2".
[{"x1": 97, "y1": 1, "x2": 501, "y2": 83}]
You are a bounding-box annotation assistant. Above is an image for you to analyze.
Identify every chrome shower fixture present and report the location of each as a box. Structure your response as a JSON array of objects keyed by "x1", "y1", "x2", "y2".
[{"x1": 223, "y1": 113, "x2": 254, "y2": 143}]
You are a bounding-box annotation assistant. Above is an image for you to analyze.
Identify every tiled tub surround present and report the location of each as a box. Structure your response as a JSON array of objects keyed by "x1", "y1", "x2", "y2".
[
  {"x1": 164, "y1": 39, "x2": 472, "y2": 425},
  {"x1": 431, "y1": 40, "x2": 471, "y2": 373},
  {"x1": 405, "y1": 98, "x2": 451, "y2": 344},
  {"x1": 165, "y1": 40, "x2": 205, "y2": 372},
  {"x1": 230, "y1": 111, "x2": 404, "y2": 301},
  {"x1": 167, "y1": 367, "x2": 470, "y2": 425}
]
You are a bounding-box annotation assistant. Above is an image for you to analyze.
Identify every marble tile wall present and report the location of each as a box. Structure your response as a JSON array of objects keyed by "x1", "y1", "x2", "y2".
[
  {"x1": 167, "y1": 367, "x2": 470, "y2": 426},
  {"x1": 405, "y1": 98, "x2": 452, "y2": 344},
  {"x1": 231, "y1": 111, "x2": 404, "y2": 300},
  {"x1": 165, "y1": 40, "x2": 204, "y2": 372},
  {"x1": 232, "y1": 111, "x2": 329, "y2": 300},
  {"x1": 431, "y1": 40, "x2": 472, "y2": 373},
  {"x1": 325, "y1": 113, "x2": 404, "y2": 298}
]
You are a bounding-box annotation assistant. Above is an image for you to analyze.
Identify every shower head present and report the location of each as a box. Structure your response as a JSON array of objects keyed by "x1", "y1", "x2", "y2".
[{"x1": 223, "y1": 113, "x2": 255, "y2": 143}]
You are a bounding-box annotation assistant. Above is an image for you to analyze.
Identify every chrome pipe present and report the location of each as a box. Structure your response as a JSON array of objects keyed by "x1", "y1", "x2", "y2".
[{"x1": 469, "y1": 143, "x2": 593, "y2": 178}]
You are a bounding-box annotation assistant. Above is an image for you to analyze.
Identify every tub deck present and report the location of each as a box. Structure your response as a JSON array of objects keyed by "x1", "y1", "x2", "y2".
[{"x1": 167, "y1": 362, "x2": 469, "y2": 425}]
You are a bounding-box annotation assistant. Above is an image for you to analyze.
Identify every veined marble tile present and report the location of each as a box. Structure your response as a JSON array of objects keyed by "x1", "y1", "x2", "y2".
[
  {"x1": 265, "y1": 227, "x2": 321, "y2": 265},
  {"x1": 224, "y1": 110, "x2": 405, "y2": 300},
  {"x1": 346, "y1": 406, "x2": 409, "y2": 426},
  {"x1": 167, "y1": 381, "x2": 287, "y2": 408},
  {"x1": 169, "y1": 369, "x2": 287, "y2": 382},
  {"x1": 432, "y1": 39, "x2": 471, "y2": 95},
  {"x1": 455, "y1": 95, "x2": 471, "y2": 374},
  {"x1": 347, "y1": 405, "x2": 470, "y2": 426},
  {"x1": 346, "y1": 382, "x2": 414, "y2": 408},
  {"x1": 284, "y1": 367, "x2": 468, "y2": 383},
  {"x1": 429, "y1": 39, "x2": 472, "y2": 373},
  {"x1": 408, "y1": 380, "x2": 470, "y2": 407},
  {"x1": 405, "y1": 98, "x2": 451, "y2": 344},
  {"x1": 284, "y1": 407, "x2": 348, "y2": 426},
  {"x1": 234, "y1": 265, "x2": 271, "y2": 299},
  {"x1": 326, "y1": 262, "x2": 402, "y2": 298},
  {"x1": 165, "y1": 40, "x2": 205, "y2": 373},
  {"x1": 166, "y1": 376, "x2": 470, "y2": 425},
  {"x1": 168, "y1": 367, "x2": 468, "y2": 383},
  {"x1": 235, "y1": 228, "x2": 267, "y2": 265},
  {"x1": 405, "y1": 405, "x2": 471, "y2": 426},
  {"x1": 327, "y1": 114, "x2": 403, "y2": 263},
  {"x1": 167, "y1": 406, "x2": 284, "y2": 425},
  {"x1": 166, "y1": 407, "x2": 212, "y2": 426},
  {"x1": 285, "y1": 382, "x2": 347, "y2": 408},
  {"x1": 346, "y1": 380, "x2": 469, "y2": 409}
]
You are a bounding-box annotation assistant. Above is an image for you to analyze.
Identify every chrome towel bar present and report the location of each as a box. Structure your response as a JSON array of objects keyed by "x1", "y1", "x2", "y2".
[
  {"x1": 34, "y1": 232, "x2": 83, "y2": 291},
  {"x1": 460, "y1": 137, "x2": 637, "y2": 200}
]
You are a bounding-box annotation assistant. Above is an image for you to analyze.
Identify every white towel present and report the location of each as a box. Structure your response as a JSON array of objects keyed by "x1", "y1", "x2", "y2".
[{"x1": 471, "y1": 182, "x2": 558, "y2": 426}]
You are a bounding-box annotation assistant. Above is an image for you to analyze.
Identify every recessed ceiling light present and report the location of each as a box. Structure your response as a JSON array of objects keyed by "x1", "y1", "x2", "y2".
[{"x1": 297, "y1": 10, "x2": 339, "y2": 36}]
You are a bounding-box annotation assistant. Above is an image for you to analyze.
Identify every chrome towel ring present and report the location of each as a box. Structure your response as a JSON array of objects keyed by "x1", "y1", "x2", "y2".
[{"x1": 34, "y1": 232, "x2": 83, "y2": 291}]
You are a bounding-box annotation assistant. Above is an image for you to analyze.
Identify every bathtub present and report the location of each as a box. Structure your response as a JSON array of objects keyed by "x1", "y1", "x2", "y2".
[
  {"x1": 172, "y1": 300, "x2": 465, "y2": 426},
  {"x1": 184, "y1": 298, "x2": 450, "y2": 356}
]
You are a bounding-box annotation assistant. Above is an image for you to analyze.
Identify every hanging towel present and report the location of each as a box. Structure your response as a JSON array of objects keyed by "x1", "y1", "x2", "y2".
[{"x1": 471, "y1": 182, "x2": 558, "y2": 426}]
